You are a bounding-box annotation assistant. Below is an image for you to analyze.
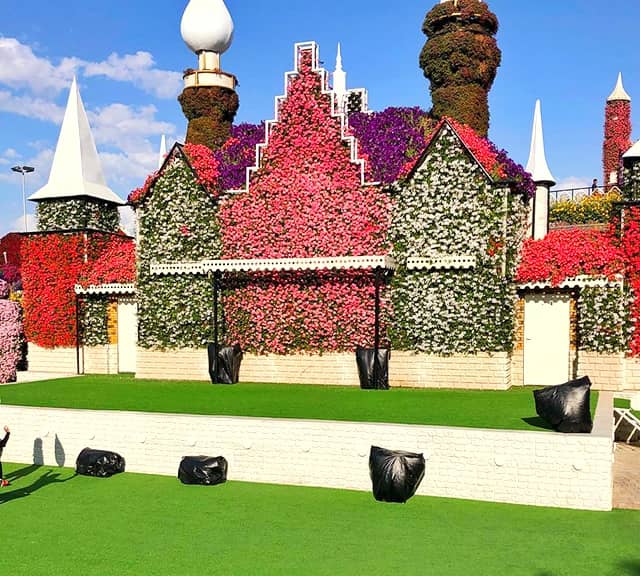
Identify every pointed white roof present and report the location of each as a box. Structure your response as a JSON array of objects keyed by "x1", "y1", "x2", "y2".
[
  {"x1": 158, "y1": 134, "x2": 167, "y2": 169},
  {"x1": 608, "y1": 72, "x2": 631, "y2": 102},
  {"x1": 623, "y1": 139, "x2": 640, "y2": 160},
  {"x1": 525, "y1": 99, "x2": 556, "y2": 185},
  {"x1": 333, "y1": 43, "x2": 347, "y2": 104},
  {"x1": 30, "y1": 78, "x2": 123, "y2": 205}
]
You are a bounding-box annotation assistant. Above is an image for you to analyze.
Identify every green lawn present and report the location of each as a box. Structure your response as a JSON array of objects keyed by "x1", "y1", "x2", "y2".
[
  {"x1": 614, "y1": 397, "x2": 640, "y2": 419},
  {"x1": 0, "y1": 374, "x2": 591, "y2": 431},
  {"x1": 0, "y1": 463, "x2": 637, "y2": 576}
]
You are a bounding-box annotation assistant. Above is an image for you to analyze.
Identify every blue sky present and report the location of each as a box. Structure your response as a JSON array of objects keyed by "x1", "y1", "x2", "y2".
[{"x1": 1, "y1": 0, "x2": 639, "y2": 236}]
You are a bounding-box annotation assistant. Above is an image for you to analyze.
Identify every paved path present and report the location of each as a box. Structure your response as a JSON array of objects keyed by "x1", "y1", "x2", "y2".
[{"x1": 613, "y1": 442, "x2": 640, "y2": 510}]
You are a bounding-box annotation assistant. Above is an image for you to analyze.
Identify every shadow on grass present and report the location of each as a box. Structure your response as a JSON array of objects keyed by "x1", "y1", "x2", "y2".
[
  {"x1": 620, "y1": 561, "x2": 640, "y2": 576},
  {"x1": 522, "y1": 416, "x2": 554, "y2": 431},
  {"x1": 0, "y1": 467, "x2": 75, "y2": 505}
]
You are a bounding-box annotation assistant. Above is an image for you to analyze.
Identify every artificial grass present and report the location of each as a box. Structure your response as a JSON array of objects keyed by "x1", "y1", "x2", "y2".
[
  {"x1": 0, "y1": 463, "x2": 638, "y2": 576},
  {"x1": 614, "y1": 398, "x2": 640, "y2": 419},
  {"x1": 0, "y1": 374, "x2": 592, "y2": 431}
]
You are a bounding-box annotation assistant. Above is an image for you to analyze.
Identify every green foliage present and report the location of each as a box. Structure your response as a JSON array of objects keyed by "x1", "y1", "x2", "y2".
[
  {"x1": 37, "y1": 199, "x2": 120, "y2": 232},
  {"x1": 390, "y1": 125, "x2": 528, "y2": 353},
  {"x1": 549, "y1": 190, "x2": 623, "y2": 224},
  {"x1": 577, "y1": 286, "x2": 632, "y2": 353},
  {"x1": 623, "y1": 161, "x2": 640, "y2": 200},
  {"x1": 420, "y1": 0, "x2": 501, "y2": 136},
  {"x1": 178, "y1": 86, "x2": 240, "y2": 150},
  {"x1": 136, "y1": 158, "x2": 222, "y2": 349},
  {"x1": 81, "y1": 297, "x2": 109, "y2": 347}
]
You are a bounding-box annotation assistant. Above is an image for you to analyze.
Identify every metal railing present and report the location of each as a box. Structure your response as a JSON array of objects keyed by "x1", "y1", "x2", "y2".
[{"x1": 549, "y1": 185, "x2": 621, "y2": 204}]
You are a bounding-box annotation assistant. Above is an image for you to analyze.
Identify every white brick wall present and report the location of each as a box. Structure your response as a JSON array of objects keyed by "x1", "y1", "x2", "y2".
[
  {"x1": 577, "y1": 352, "x2": 625, "y2": 390},
  {"x1": 27, "y1": 344, "x2": 118, "y2": 375},
  {"x1": 136, "y1": 348, "x2": 512, "y2": 389},
  {"x1": 0, "y1": 394, "x2": 613, "y2": 510}
]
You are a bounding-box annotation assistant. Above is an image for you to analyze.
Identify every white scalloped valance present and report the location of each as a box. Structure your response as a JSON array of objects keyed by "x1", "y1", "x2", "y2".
[
  {"x1": 74, "y1": 283, "x2": 136, "y2": 295},
  {"x1": 150, "y1": 255, "x2": 397, "y2": 276},
  {"x1": 518, "y1": 275, "x2": 624, "y2": 290},
  {"x1": 407, "y1": 254, "x2": 476, "y2": 271}
]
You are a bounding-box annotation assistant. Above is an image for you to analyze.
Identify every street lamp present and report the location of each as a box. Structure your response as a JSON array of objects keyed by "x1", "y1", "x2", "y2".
[{"x1": 11, "y1": 165, "x2": 35, "y2": 233}]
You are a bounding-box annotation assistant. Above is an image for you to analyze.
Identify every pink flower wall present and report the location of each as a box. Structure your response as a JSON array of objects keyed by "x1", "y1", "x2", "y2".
[{"x1": 218, "y1": 46, "x2": 391, "y2": 354}]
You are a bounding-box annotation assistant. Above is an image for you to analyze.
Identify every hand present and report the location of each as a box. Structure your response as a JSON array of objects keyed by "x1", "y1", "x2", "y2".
[{"x1": 3, "y1": 426, "x2": 9, "y2": 434}]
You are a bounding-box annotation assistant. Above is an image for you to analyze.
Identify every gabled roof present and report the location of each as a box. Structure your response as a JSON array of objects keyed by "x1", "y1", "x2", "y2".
[
  {"x1": 29, "y1": 77, "x2": 124, "y2": 205},
  {"x1": 405, "y1": 117, "x2": 493, "y2": 181}
]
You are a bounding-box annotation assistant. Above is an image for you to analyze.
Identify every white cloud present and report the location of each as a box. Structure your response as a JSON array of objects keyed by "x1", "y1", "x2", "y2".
[
  {"x1": 89, "y1": 103, "x2": 175, "y2": 152},
  {"x1": 82, "y1": 51, "x2": 182, "y2": 99},
  {"x1": 554, "y1": 176, "x2": 591, "y2": 191},
  {"x1": 0, "y1": 37, "x2": 78, "y2": 94},
  {"x1": 0, "y1": 90, "x2": 65, "y2": 123},
  {"x1": 0, "y1": 213, "x2": 38, "y2": 236},
  {"x1": 119, "y1": 206, "x2": 137, "y2": 237}
]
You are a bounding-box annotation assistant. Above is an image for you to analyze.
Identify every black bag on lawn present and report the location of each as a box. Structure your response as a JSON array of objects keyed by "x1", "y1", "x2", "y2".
[
  {"x1": 208, "y1": 343, "x2": 243, "y2": 384},
  {"x1": 533, "y1": 376, "x2": 593, "y2": 433},
  {"x1": 178, "y1": 455, "x2": 228, "y2": 486},
  {"x1": 75, "y1": 448, "x2": 125, "y2": 477},
  {"x1": 369, "y1": 446, "x2": 425, "y2": 503},
  {"x1": 356, "y1": 347, "x2": 390, "y2": 390}
]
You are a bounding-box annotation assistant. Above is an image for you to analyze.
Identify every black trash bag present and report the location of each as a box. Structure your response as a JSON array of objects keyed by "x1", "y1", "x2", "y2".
[
  {"x1": 207, "y1": 342, "x2": 243, "y2": 384},
  {"x1": 356, "y1": 347, "x2": 390, "y2": 390},
  {"x1": 533, "y1": 376, "x2": 593, "y2": 433},
  {"x1": 75, "y1": 447, "x2": 125, "y2": 477},
  {"x1": 178, "y1": 455, "x2": 228, "y2": 486},
  {"x1": 369, "y1": 446, "x2": 425, "y2": 503}
]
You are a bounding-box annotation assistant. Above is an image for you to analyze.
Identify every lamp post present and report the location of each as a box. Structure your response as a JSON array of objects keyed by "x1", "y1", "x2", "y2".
[{"x1": 11, "y1": 165, "x2": 35, "y2": 232}]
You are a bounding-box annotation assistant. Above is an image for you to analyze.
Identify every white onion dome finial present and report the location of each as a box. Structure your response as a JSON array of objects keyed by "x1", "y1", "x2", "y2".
[
  {"x1": 608, "y1": 72, "x2": 631, "y2": 102},
  {"x1": 181, "y1": 0, "x2": 234, "y2": 55}
]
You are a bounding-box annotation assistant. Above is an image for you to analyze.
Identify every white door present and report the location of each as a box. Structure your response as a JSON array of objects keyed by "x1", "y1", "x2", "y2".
[
  {"x1": 117, "y1": 298, "x2": 138, "y2": 373},
  {"x1": 523, "y1": 294, "x2": 571, "y2": 386}
]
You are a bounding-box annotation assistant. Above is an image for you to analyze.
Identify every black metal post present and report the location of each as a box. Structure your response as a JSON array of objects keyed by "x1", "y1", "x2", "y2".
[
  {"x1": 373, "y1": 267, "x2": 381, "y2": 386},
  {"x1": 75, "y1": 295, "x2": 81, "y2": 375},
  {"x1": 213, "y1": 271, "x2": 220, "y2": 352}
]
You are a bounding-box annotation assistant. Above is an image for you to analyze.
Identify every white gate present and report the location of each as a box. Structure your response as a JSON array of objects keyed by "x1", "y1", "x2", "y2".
[
  {"x1": 117, "y1": 298, "x2": 137, "y2": 373},
  {"x1": 523, "y1": 294, "x2": 571, "y2": 386}
]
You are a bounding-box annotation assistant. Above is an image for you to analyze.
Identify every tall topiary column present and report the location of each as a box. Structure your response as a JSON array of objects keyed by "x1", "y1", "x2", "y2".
[
  {"x1": 179, "y1": 0, "x2": 239, "y2": 151},
  {"x1": 420, "y1": 0, "x2": 501, "y2": 136},
  {"x1": 179, "y1": 86, "x2": 239, "y2": 150},
  {"x1": 603, "y1": 73, "x2": 632, "y2": 188}
]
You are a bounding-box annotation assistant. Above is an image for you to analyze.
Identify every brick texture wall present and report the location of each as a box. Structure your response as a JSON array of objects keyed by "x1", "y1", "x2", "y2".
[{"x1": 0, "y1": 394, "x2": 613, "y2": 511}]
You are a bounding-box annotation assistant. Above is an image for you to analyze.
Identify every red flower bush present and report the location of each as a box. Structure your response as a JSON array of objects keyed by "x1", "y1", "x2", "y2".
[
  {"x1": 218, "y1": 46, "x2": 391, "y2": 353},
  {"x1": 517, "y1": 229, "x2": 625, "y2": 286},
  {"x1": 183, "y1": 143, "x2": 222, "y2": 198},
  {"x1": 620, "y1": 207, "x2": 640, "y2": 355},
  {"x1": 603, "y1": 101, "x2": 631, "y2": 187},
  {"x1": 22, "y1": 232, "x2": 134, "y2": 348},
  {"x1": 79, "y1": 235, "x2": 136, "y2": 287}
]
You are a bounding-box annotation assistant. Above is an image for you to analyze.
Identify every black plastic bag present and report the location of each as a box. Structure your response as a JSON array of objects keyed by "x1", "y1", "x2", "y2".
[
  {"x1": 369, "y1": 446, "x2": 425, "y2": 503},
  {"x1": 76, "y1": 447, "x2": 125, "y2": 477},
  {"x1": 533, "y1": 375, "x2": 593, "y2": 433},
  {"x1": 356, "y1": 347, "x2": 390, "y2": 390},
  {"x1": 178, "y1": 455, "x2": 228, "y2": 485},
  {"x1": 208, "y1": 343, "x2": 243, "y2": 384}
]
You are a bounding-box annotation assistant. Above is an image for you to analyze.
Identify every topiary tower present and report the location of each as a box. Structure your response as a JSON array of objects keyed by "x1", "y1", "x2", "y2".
[
  {"x1": 178, "y1": 0, "x2": 239, "y2": 151},
  {"x1": 420, "y1": 0, "x2": 501, "y2": 136},
  {"x1": 603, "y1": 73, "x2": 632, "y2": 189}
]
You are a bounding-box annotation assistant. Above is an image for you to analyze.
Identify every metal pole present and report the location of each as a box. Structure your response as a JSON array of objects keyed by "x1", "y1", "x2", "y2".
[
  {"x1": 212, "y1": 271, "x2": 221, "y2": 384},
  {"x1": 75, "y1": 295, "x2": 81, "y2": 375},
  {"x1": 21, "y1": 172, "x2": 27, "y2": 232},
  {"x1": 373, "y1": 267, "x2": 381, "y2": 387}
]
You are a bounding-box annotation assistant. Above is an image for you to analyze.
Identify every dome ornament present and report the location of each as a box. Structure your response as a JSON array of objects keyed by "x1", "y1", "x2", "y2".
[{"x1": 180, "y1": 0, "x2": 236, "y2": 89}]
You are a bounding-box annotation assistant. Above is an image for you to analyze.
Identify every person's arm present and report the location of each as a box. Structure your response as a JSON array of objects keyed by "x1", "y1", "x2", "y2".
[{"x1": 0, "y1": 426, "x2": 9, "y2": 448}]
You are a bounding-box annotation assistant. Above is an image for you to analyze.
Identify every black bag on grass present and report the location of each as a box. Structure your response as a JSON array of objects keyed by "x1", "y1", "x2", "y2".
[
  {"x1": 208, "y1": 343, "x2": 243, "y2": 384},
  {"x1": 178, "y1": 455, "x2": 228, "y2": 486},
  {"x1": 369, "y1": 446, "x2": 425, "y2": 503},
  {"x1": 76, "y1": 448, "x2": 125, "y2": 477},
  {"x1": 533, "y1": 376, "x2": 593, "y2": 433},
  {"x1": 356, "y1": 347, "x2": 390, "y2": 390}
]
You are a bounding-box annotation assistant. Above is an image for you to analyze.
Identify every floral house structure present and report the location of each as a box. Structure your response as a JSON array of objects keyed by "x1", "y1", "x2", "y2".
[{"x1": 15, "y1": 0, "x2": 640, "y2": 393}]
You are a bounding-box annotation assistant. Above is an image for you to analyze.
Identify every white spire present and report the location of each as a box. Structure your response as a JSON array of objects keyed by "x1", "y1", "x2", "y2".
[
  {"x1": 608, "y1": 72, "x2": 631, "y2": 102},
  {"x1": 29, "y1": 77, "x2": 123, "y2": 205},
  {"x1": 526, "y1": 99, "x2": 556, "y2": 186},
  {"x1": 333, "y1": 43, "x2": 347, "y2": 112},
  {"x1": 181, "y1": 0, "x2": 234, "y2": 55},
  {"x1": 158, "y1": 134, "x2": 167, "y2": 169}
]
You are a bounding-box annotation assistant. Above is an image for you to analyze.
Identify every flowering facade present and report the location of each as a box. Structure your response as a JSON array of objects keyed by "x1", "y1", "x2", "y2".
[{"x1": 390, "y1": 120, "x2": 529, "y2": 353}]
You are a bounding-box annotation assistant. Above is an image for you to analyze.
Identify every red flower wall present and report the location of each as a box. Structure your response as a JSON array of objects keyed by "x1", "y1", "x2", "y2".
[
  {"x1": 218, "y1": 46, "x2": 391, "y2": 353},
  {"x1": 22, "y1": 233, "x2": 135, "y2": 348}
]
